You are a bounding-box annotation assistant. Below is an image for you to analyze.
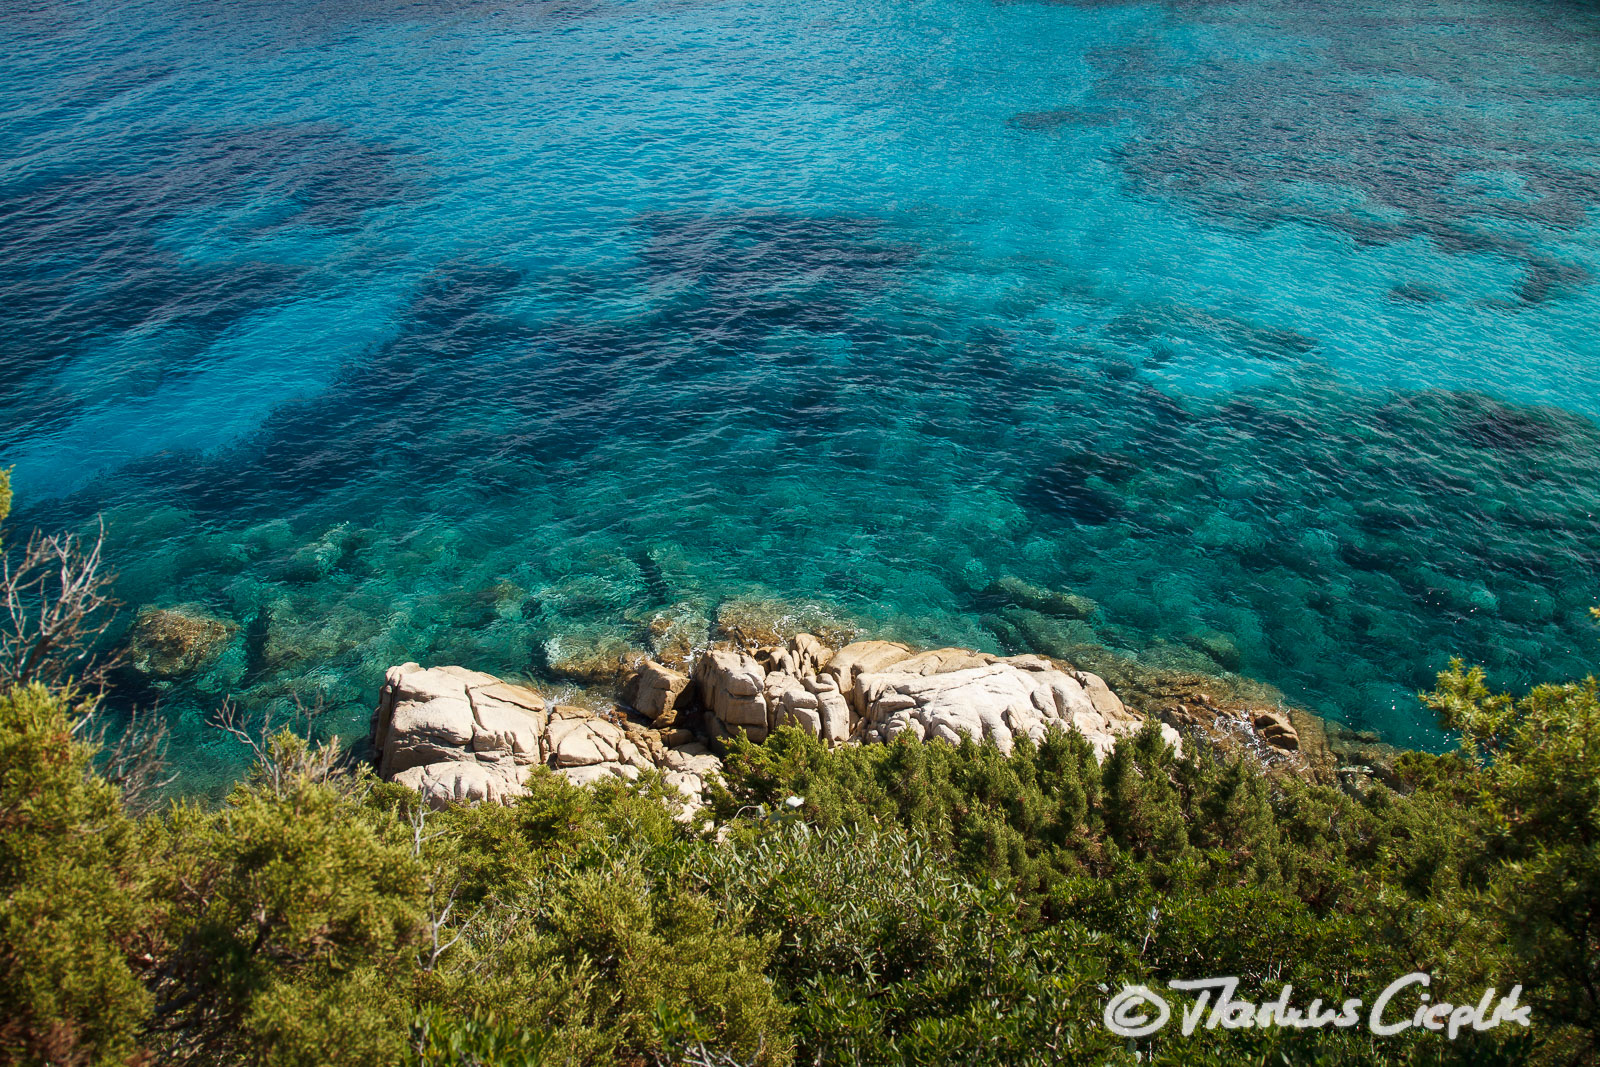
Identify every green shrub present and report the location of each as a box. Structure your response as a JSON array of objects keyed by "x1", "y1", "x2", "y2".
[
  {"x1": 1424, "y1": 661, "x2": 1600, "y2": 1062},
  {"x1": 414, "y1": 776, "x2": 791, "y2": 1066},
  {"x1": 0, "y1": 684, "x2": 150, "y2": 1066},
  {"x1": 138, "y1": 734, "x2": 425, "y2": 1065}
]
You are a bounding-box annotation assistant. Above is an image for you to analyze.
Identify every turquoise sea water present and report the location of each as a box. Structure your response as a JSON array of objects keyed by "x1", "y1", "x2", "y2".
[{"x1": 3, "y1": 0, "x2": 1599, "y2": 787}]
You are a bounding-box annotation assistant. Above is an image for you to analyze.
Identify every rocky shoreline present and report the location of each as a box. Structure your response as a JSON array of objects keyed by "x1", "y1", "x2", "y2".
[
  {"x1": 126, "y1": 585, "x2": 1399, "y2": 805},
  {"x1": 369, "y1": 627, "x2": 1338, "y2": 812}
]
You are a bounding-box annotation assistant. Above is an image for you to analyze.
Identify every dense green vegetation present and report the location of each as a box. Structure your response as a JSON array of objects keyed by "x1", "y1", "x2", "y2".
[{"x1": 1, "y1": 471, "x2": 1598, "y2": 1066}]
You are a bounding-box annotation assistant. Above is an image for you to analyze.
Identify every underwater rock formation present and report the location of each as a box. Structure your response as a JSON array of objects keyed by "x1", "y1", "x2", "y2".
[
  {"x1": 127, "y1": 605, "x2": 237, "y2": 679},
  {"x1": 539, "y1": 631, "x2": 646, "y2": 686}
]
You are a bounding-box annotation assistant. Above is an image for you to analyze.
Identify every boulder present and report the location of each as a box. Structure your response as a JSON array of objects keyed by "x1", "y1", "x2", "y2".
[
  {"x1": 822, "y1": 640, "x2": 914, "y2": 718},
  {"x1": 659, "y1": 726, "x2": 696, "y2": 747},
  {"x1": 558, "y1": 762, "x2": 641, "y2": 788},
  {"x1": 621, "y1": 719, "x2": 670, "y2": 765},
  {"x1": 371, "y1": 663, "x2": 549, "y2": 806},
  {"x1": 622, "y1": 659, "x2": 691, "y2": 722},
  {"x1": 660, "y1": 742, "x2": 722, "y2": 778},
  {"x1": 546, "y1": 716, "x2": 626, "y2": 767},
  {"x1": 858, "y1": 658, "x2": 1148, "y2": 760},
  {"x1": 765, "y1": 670, "x2": 851, "y2": 744},
  {"x1": 694, "y1": 649, "x2": 770, "y2": 740},
  {"x1": 893, "y1": 647, "x2": 999, "y2": 676},
  {"x1": 1073, "y1": 668, "x2": 1132, "y2": 724},
  {"x1": 662, "y1": 770, "x2": 710, "y2": 811},
  {"x1": 373, "y1": 663, "x2": 725, "y2": 811},
  {"x1": 1253, "y1": 711, "x2": 1300, "y2": 751},
  {"x1": 375, "y1": 626, "x2": 1217, "y2": 813},
  {"x1": 128, "y1": 605, "x2": 236, "y2": 678},
  {"x1": 469, "y1": 681, "x2": 548, "y2": 761},
  {"x1": 764, "y1": 672, "x2": 819, "y2": 735},
  {"x1": 393, "y1": 761, "x2": 525, "y2": 807},
  {"x1": 657, "y1": 742, "x2": 723, "y2": 821},
  {"x1": 757, "y1": 633, "x2": 833, "y2": 677},
  {"x1": 374, "y1": 664, "x2": 497, "y2": 776}
]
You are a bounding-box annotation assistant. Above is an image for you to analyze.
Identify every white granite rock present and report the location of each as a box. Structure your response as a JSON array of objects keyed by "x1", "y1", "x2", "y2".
[
  {"x1": 765, "y1": 669, "x2": 851, "y2": 744},
  {"x1": 858, "y1": 657, "x2": 1146, "y2": 759},
  {"x1": 822, "y1": 640, "x2": 914, "y2": 718},
  {"x1": 695, "y1": 649, "x2": 770, "y2": 739},
  {"x1": 372, "y1": 663, "x2": 715, "y2": 810}
]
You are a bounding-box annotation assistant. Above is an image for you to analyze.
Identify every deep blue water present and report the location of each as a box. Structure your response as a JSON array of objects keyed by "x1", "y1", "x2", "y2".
[{"x1": 3, "y1": 0, "x2": 1599, "y2": 787}]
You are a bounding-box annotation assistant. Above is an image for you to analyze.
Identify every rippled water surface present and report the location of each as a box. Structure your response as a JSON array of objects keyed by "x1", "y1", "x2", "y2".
[{"x1": 4, "y1": 0, "x2": 1599, "y2": 786}]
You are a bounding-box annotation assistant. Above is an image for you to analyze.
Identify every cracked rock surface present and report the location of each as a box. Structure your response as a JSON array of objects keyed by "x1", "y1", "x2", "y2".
[
  {"x1": 371, "y1": 662, "x2": 715, "y2": 812},
  {"x1": 372, "y1": 636, "x2": 1181, "y2": 812}
]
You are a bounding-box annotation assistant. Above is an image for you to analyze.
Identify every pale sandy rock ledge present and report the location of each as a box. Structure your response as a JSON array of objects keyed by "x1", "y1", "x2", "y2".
[
  {"x1": 689, "y1": 638, "x2": 1179, "y2": 759},
  {"x1": 370, "y1": 633, "x2": 1210, "y2": 811},
  {"x1": 370, "y1": 663, "x2": 720, "y2": 813}
]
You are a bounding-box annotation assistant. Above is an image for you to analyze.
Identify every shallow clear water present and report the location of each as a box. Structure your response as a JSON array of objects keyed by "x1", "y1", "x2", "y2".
[{"x1": 3, "y1": 0, "x2": 1599, "y2": 787}]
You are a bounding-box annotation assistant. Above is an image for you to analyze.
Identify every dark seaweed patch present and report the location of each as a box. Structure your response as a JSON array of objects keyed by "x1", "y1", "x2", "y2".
[
  {"x1": 1020, "y1": 450, "x2": 1137, "y2": 524},
  {"x1": 43, "y1": 209, "x2": 919, "y2": 523},
  {"x1": 1453, "y1": 398, "x2": 1574, "y2": 454},
  {"x1": 0, "y1": 122, "x2": 416, "y2": 448},
  {"x1": 1087, "y1": 0, "x2": 1600, "y2": 307},
  {"x1": 1387, "y1": 283, "x2": 1443, "y2": 304},
  {"x1": 1102, "y1": 303, "x2": 1317, "y2": 362}
]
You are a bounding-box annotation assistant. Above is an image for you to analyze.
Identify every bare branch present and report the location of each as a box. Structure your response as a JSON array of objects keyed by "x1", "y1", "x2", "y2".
[
  {"x1": 206, "y1": 695, "x2": 350, "y2": 797},
  {"x1": 0, "y1": 519, "x2": 120, "y2": 690},
  {"x1": 409, "y1": 803, "x2": 450, "y2": 858},
  {"x1": 80, "y1": 703, "x2": 179, "y2": 815},
  {"x1": 209, "y1": 697, "x2": 274, "y2": 784}
]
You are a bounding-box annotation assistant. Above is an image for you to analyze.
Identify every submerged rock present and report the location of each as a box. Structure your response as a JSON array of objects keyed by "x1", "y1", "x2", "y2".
[
  {"x1": 540, "y1": 631, "x2": 647, "y2": 686},
  {"x1": 128, "y1": 605, "x2": 237, "y2": 678},
  {"x1": 711, "y1": 597, "x2": 856, "y2": 650},
  {"x1": 280, "y1": 523, "x2": 358, "y2": 583},
  {"x1": 1185, "y1": 629, "x2": 1243, "y2": 671},
  {"x1": 643, "y1": 602, "x2": 711, "y2": 670},
  {"x1": 987, "y1": 576, "x2": 1098, "y2": 620}
]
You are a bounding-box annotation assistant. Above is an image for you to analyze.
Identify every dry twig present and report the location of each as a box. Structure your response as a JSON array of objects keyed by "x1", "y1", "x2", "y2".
[
  {"x1": 79, "y1": 704, "x2": 178, "y2": 815},
  {"x1": 0, "y1": 519, "x2": 120, "y2": 690}
]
